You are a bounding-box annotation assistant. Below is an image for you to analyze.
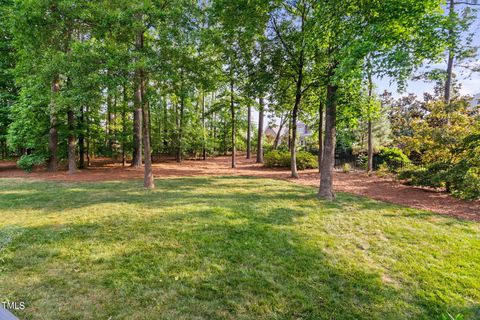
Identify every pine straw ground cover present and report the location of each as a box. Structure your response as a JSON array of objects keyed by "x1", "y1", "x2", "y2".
[{"x1": 0, "y1": 177, "x2": 478, "y2": 319}]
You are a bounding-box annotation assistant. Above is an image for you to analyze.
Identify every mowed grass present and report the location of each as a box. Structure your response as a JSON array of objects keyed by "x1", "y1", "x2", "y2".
[{"x1": 0, "y1": 177, "x2": 479, "y2": 320}]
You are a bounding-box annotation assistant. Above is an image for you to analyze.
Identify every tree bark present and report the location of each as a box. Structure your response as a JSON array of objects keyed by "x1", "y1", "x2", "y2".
[
  {"x1": 230, "y1": 77, "x2": 236, "y2": 168},
  {"x1": 106, "y1": 91, "x2": 113, "y2": 155},
  {"x1": 67, "y1": 109, "x2": 77, "y2": 174},
  {"x1": 367, "y1": 120, "x2": 373, "y2": 173},
  {"x1": 318, "y1": 101, "x2": 324, "y2": 173},
  {"x1": 291, "y1": 53, "x2": 304, "y2": 179},
  {"x1": 367, "y1": 68, "x2": 374, "y2": 174},
  {"x1": 202, "y1": 91, "x2": 207, "y2": 160},
  {"x1": 318, "y1": 83, "x2": 338, "y2": 200},
  {"x1": 246, "y1": 105, "x2": 251, "y2": 159},
  {"x1": 274, "y1": 114, "x2": 286, "y2": 150},
  {"x1": 47, "y1": 79, "x2": 59, "y2": 172},
  {"x1": 177, "y1": 88, "x2": 185, "y2": 163},
  {"x1": 79, "y1": 106, "x2": 85, "y2": 169},
  {"x1": 444, "y1": 0, "x2": 455, "y2": 106},
  {"x1": 256, "y1": 97, "x2": 264, "y2": 163},
  {"x1": 141, "y1": 74, "x2": 154, "y2": 189},
  {"x1": 131, "y1": 30, "x2": 143, "y2": 168},
  {"x1": 86, "y1": 105, "x2": 91, "y2": 166},
  {"x1": 122, "y1": 84, "x2": 128, "y2": 167}
]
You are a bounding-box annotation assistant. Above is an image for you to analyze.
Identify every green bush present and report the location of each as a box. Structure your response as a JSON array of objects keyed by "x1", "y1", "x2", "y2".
[
  {"x1": 264, "y1": 150, "x2": 289, "y2": 168},
  {"x1": 17, "y1": 154, "x2": 46, "y2": 173},
  {"x1": 342, "y1": 163, "x2": 351, "y2": 173},
  {"x1": 376, "y1": 147, "x2": 410, "y2": 172},
  {"x1": 398, "y1": 162, "x2": 480, "y2": 200},
  {"x1": 447, "y1": 163, "x2": 480, "y2": 200},
  {"x1": 264, "y1": 150, "x2": 318, "y2": 170},
  {"x1": 356, "y1": 154, "x2": 368, "y2": 170},
  {"x1": 296, "y1": 151, "x2": 318, "y2": 170}
]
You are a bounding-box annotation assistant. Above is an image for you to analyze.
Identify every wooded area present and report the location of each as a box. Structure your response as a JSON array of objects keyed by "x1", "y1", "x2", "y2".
[{"x1": 0, "y1": 0, "x2": 479, "y2": 199}]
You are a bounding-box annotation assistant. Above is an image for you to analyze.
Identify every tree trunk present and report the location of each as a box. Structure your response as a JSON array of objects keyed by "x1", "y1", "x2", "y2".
[
  {"x1": 131, "y1": 31, "x2": 143, "y2": 168},
  {"x1": 163, "y1": 97, "x2": 168, "y2": 150},
  {"x1": 177, "y1": 90, "x2": 185, "y2": 163},
  {"x1": 318, "y1": 101, "x2": 324, "y2": 173},
  {"x1": 230, "y1": 77, "x2": 236, "y2": 168},
  {"x1": 367, "y1": 120, "x2": 373, "y2": 173},
  {"x1": 246, "y1": 105, "x2": 251, "y2": 159},
  {"x1": 274, "y1": 115, "x2": 286, "y2": 150},
  {"x1": 367, "y1": 68, "x2": 374, "y2": 174},
  {"x1": 142, "y1": 80, "x2": 154, "y2": 189},
  {"x1": 106, "y1": 91, "x2": 113, "y2": 155},
  {"x1": 122, "y1": 84, "x2": 128, "y2": 167},
  {"x1": 134, "y1": 27, "x2": 153, "y2": 188},
  {"x1": 67, "y1": 109, "x2": 77, "y2": 174},
  {"x1": 86, "y1": 105, "x2": 91, "y2": 166},
  {"x1": 291, "y1": 60, "x2": 304, "y2": 179},
  {"x1": 256, "y1": 97, "x2": 264, "y2": 163},
  {"x1": 202, "y1": 91, "x2": 207, "y2": 160},
  {"x1": 47, "y1": 79, "x2": 59, "y2": 172},
  {"x1": 79, "y1": 106, "x2": 85, "y2": 169},
  {"x1": 444, "y1": 0, "x2": 455, "y2": 107},
  {"x1": 318, "y1": 83, "x2": 338, "y2": 200}
]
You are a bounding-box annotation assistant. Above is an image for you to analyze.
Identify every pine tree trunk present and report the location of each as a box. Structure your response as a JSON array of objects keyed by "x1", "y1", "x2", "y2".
[
  {"x1": 318, "y1": 83, "x2": 338, "y2": 200},
  {"x1": 67, "y1": 109, "x2": 77, "y2": 174},
  {"x1": 367, "y1": 120, "x2": 373, "y2": 173},
  {"x1": 367, "y1": 69, "x2": 374, "y2": 174},
  {"x1": 202, "y1": 91, "x2": 207, "y2": 160},
  {"x1": 230, "y1": 77, "x2": 236, "y2": 168},
  {"x1": 177, "y1": 90, "x2": 185, "y2": 163},
  {"x1": 106, "y1": 92, "x2": 113, "y2": 155},
  {"x1": 246, "y1": 105, "x2": 251, "y2": 159},
  {"x1": 256, "y1": 97, "x2": 264, "y2": 163},
  {"x1": 122, "y1": 84, "x2": 128, "y2": 167},
  {"x1": 86, "y1": 105, "x2": 91, "y2": 166},
  {"x1": 291, "y1": 62, "x2": 304, "y2": 179},
  {"x1": 141, "y1": 74, "x2": 154, "y2": 189},
  {"x1": 318, "y1": 101, "x2": 323, "y2": 173},
  {"x1": 131, "y1": 31, "x2": 143, "y2": 168},
  {"x1": 79, "y1": 106, "x2": 85, "y2": 169},
  {"x1": 445, "y1": 0, "x2": 455, "y2": 107},
  {"x1": 47, "y1": 79, "x2": 59, "y2": 172}
]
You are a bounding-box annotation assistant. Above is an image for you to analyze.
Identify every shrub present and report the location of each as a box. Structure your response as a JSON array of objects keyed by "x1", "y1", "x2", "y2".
[
  {"x1": 264, "y1": 150, "x2": 318, "y2": 170},
  {"x1": 342, "y1": 163, "x2": 351, "y2": 173},
  {"x1": 398, "y1": 162, "x2": 480, "y2": 200},
  {"x1": 17, "y1": 154, "x2": 46, "y2": 173},
  {"x1": 376, "y1": 147, "x2": 410, "y2": 172},
  {"x1": 376, "y1": 163, "x2": 392, "y2": 178},
  {"x1": 296, "y1": 151, "x2": 318, "y2": 170},
  {"x1": 447, "y1": 163, "x2": 480, "y2": 200},
  {"x1": 264, "y1": 150, "x2": 290, "y2": 168},
  {"x1": 356, "y1": 154, "x2": 368, "y2": 170}
]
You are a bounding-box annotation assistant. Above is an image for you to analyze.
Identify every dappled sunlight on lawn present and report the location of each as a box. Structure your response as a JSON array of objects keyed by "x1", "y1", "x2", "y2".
[{"x1": 0, "y1": 177, "x2": 479, "y2": 319}]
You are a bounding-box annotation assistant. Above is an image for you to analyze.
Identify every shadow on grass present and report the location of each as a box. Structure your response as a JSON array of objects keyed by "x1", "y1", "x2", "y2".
[{"x1": 0, "y1": 177, "x2": 478, "y2": 319}]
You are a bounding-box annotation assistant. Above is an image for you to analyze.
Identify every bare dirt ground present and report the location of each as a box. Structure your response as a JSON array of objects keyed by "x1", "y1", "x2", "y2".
[{"x1": 1, "y1": 156, "x2": 479, "y2": 222}]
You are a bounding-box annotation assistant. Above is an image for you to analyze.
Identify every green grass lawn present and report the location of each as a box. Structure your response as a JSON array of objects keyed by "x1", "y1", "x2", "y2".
[{"x1": 0, "y1": 177, "x2": 479, "y2": 320}]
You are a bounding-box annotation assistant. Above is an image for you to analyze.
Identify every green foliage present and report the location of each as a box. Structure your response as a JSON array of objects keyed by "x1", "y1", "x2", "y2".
[
  {"x1": 441, "y1": 312, "x2": 464, "y2": 320},
  {"x1": 342, "y1": 163, "x2": 351, "y2": 173},
  {"x1": 376, "y1": 147, "x2": 410, "y2": 172},
  {"x1": 296, "y1": 151, "x2": 318, "y2": 170},
  {"x1": 264, "y1": 150, "x2": 318, "y2": 170},
  {"x1": 16, "y1": 154, "x2": 45, "y2": 173},
  {"x1": 264, "y1": 150, "x2": 290, "y2": 168}
]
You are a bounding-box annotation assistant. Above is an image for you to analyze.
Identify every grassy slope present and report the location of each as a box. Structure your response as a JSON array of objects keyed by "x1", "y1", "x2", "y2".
[{"x1": 0, "y1": 177, "x2": 479, "y2": 320}]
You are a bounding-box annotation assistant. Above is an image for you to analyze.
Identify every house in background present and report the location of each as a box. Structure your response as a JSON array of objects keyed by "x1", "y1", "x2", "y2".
[
  {"x1": 296, "y1": 122, "x2": 313, "y2": 146},
  {"x1": 264, "y1": 121, "x2": 313, "y2": 147},
  {"x1": 470, "y1": 93, "x2": 480, "y2": 110}
]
